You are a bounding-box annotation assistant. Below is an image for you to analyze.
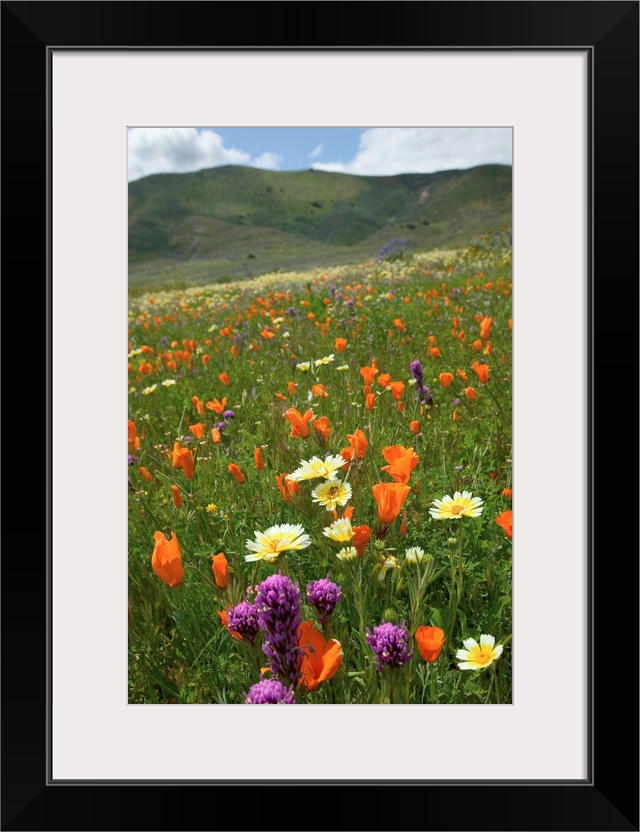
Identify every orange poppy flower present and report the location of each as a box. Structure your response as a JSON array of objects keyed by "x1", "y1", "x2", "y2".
[
  {"x1": 389, "y1": 381, "x2": 405, "y2": 400},
  {"x1": 171, "y1": 484, "x2": 182, "y2": 507},
  {"x1": 496, "y1": 510, "x2": 512, "y2": 540},
  {"x1": 128, "y1": 420, "x2": 140, "y2": 451},
  {"x1": 211, "y1": 552, "x2": 229, "y2": 589},
  {"x1": 393, "y1": 318, "x2": 406, "y2": 332},
  {"x1": 195, "y1": 400, "x2": 205, "y2": 416},
  {"x1": 275, "y1": 473, "x2": 300, "y2": 502},
  {"x1": 502, "y1": 488, "x2": 512, "y2": 499},
  {"x1": 298, "y1": 621, "x2": 343, "y2": 691},
  {"x1": 219, "y1": 372, "x2": 230, "y2": 386},
  {"x1": 439, "y1": 372, "x2": 454, "y2": 388},
  {"x1": 190, "y1": 423, "x2": 205, "y2": 439},
  {"x1": 464, "y1": 386, "x2": 478, "y2": 401},
  {"x1": 284, "y1": 407, "x2": 315, "y2": 438},
  {"x1": 211, "y1": 428, "x2": 222, "y2": 443},
  {"x1": 218, "y1": 608, "x2": 242, "y2": 640},
  {"x1": 397, "y1": 399, "x2": 405, "y2": 413},
  {"x1": 202, "y1": 354, "x2": 210, "y2": 365},
  {"x1": 365, "y1": 393, "x2": 376, "y2": 411},
  {"x1": 346, "y1": 428, "x2": 368, "y2": 458},
  {"x1": 171, "y1": 441, "x2": 184, "y2": 469},
  {"x1": 360, "y1": 365, "x2": 379, "y2": 385},
  {"x1": 480, "y1": 316, "x2": 493, "y2": 339},
  {"x1": 372, "y1": 482, "x2": 411, "y2": 524},
  {"x1": 415, "y1": 626, "x2": 446, "y2": 662},
  {"x1": 254, "y1": 447, "x2": 264, "y2": 469},
  {"x1": 399, "y1": 511, "x2": 408, "y2": 536},
  {"x1": 352, "y1": 524, "x2": 371, "y2": 557},
  {"x1": 314, "y1": 416, "x2": 331, "y2": 442},
  {"x1": 332, "y1": 506, "x2": 354, "y2": 523},
  {"x1": 151, "y1": 531, "x2": 183, "y2": 587},
  {"x1": 287, "y1": 381, "x2": 297, "y2": 396},
  {"x1": 178, "y1": 447, "x2": 195, "y2": 479},
  {"x1": 206, "y1": 397, "x2": 228, "y2": 414},
  {"x1": 471, "y1": 360, "x2": 489, "y2": 384},
  {"x1": 312, "y1": 383, "x2": 329, "y2": 398},
  {"x1": 428, "y1": 346, "x2": 441, "y2": 359},
  {"x1": 381, "y1": 445, "x2": 419, "y2": 485},
  {"x1": 139, "y1": 466, "x2": 153, "y2": 483},
  {"x1": 409, "y1": 420, "x2": 421, "y2": 435},
  {"x1": 228, "y1": 463, "x2": 246, "y2": 483},
  {"x1": 334, "y1": 337, "x2": 348, "y2": 353},
  {"x1": 377, "y1": 373, "x2": 391, "y2": 388},
  {"x1": 456, "y1": 368, "x2": 468, "y2": 382}
]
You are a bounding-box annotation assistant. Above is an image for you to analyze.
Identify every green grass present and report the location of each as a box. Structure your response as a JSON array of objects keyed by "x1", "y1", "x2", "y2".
[
  {"x1": 128, "y1": 164, "x2": 512, "y2": 286},
  {"x1": 128, "y1": 231, "x2": 512, "y2": 704}
]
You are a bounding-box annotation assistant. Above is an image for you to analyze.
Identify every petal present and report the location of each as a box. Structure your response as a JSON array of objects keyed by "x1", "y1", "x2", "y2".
[
  {"x1": 462, "y1": 637, "x2": 479, "y2": 651},
  {"x1": 480, "y1": 634, "x2": 496, "y2": 649},
  {"x1": 316, "y1": 640, "x2": 344, "y2": 684}
]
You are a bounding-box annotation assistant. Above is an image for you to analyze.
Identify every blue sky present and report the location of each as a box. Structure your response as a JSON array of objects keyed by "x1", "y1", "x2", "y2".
[{"x1": 128, "y1": 127, "x2": 512, "y2": 183}]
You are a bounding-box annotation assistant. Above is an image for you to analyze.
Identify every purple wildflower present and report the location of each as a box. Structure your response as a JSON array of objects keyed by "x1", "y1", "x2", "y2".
[
  {"x1": 223, "y1": 410, "x2": 235, "y2": 420},
  {"x1": 128, "y1": 454, "x2": 137, "y2": 466},
  {"x1": 183, "y1": 435, "x2": 193, "y2": 443},
  {"x1": 286, "y1": 306, "x2": 296, "y2": 317},
  {"x1": 216, "y1": 421, "x2": 226, "y2": 432},
  {"x1": 306, "y1": 576, "x2": 343, "y2": 625},
  {"x1": 410, "y1": 360, "x2": 424, "y2": 387},
  {"x1": 233, "y1": 333, "x2": 244, "y2": 346},
  {"x1": 244, "y1": 678, "x2": 296, "y2": 704},
  {"x1": 365, "y1": 619, "x2": 413, "y2": 672},
  {"x1": 453, "y1": 398, "x2": 460, "y2": 406},
  {"x1": 226, "y1": 600, "x2": 260, "y2": 642},
  {"x1": 254, "y1": 573, "x2": 303, "y2": 686}
]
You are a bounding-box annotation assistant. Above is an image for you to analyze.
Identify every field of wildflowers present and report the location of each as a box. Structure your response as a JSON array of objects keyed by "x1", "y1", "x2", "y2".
[{"x1": 128, "y1": 234, "x2": 513, "y2": 704}]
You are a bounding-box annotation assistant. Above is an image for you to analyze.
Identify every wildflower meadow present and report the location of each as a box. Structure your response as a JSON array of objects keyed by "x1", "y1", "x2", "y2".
[{"x1": 128, "y1": 233, "x2": 513, "y2": 704}]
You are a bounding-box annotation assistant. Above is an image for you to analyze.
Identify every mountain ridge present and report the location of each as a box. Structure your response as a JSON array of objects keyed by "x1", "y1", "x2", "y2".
[{"x1": 128, "y1": 163, "x2": 512, "y2": 286}]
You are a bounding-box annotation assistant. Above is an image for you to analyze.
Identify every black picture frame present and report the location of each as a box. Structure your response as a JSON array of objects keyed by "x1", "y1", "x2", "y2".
[{"x1": 2, "y1": 2, "x2": 638, "y2": 830}]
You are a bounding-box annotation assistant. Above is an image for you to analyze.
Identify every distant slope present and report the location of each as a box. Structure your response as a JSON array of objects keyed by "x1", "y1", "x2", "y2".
[{"x1": 128, "y1": 164, "x2": 511, "y2": 286}]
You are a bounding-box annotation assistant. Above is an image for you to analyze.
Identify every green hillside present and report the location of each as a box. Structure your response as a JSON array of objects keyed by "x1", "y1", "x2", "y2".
[{"x1": 128, "y1": 164, "x2": 512, "y2": 286}]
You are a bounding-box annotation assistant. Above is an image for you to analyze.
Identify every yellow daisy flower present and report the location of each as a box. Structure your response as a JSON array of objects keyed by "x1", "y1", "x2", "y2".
[
  {"x1": 404, "y1": 546, "x2": 425, "y2": 564},
  {"x1": 296, "y1": 361, "x2": 311, "y2": 372},
  {"x1": 288, "y1": 454, "x2": 347, "y2": 482},
  {"x1": 142, "y1": 384, "x2": 157, "y2": 395},
  {"x1": 314, "y1": 354, "x2": 335, "y2": 366},
  {"x1": 311, "y1": 480, "x2": 352, "y2": 511},
  {"x1": 323, "y1": 517, "x2": 354, "y2": 543},
  {"x1": 429, "y1": 490, "x2": 484, "y2": 520},
  {"x1": 456, "y1": 634, "x2": 503, "y2": 670},
  {"x1": 336, "y1": 546, "x2": 359, "y2": 562},
  {"x1": 244, "y1": 523, "x2": 311, "y2": 563}
]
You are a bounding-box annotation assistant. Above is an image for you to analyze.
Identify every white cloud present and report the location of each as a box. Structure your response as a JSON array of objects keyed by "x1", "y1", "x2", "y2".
[
  {"x1": 127, "y1": 128, "x2": 281, "y2": 181},
  {"x1": 311, "y1": 128, "x2": 512, "y2": 176},
  {"x1": 309, "y1": 143, "x2": 323, "y2": 159},
  {"x1": 252, "y1": 151, "x2": 283, "y2": 170}
]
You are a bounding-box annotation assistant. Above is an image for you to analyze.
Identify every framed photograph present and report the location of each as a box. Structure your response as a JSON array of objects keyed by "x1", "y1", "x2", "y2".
[{"x1": 2, "y1": 2, "x2": 637, "y2": 830}]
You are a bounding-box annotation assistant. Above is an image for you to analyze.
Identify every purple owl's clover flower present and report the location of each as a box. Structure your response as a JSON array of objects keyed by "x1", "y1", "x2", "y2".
[
  {"x1": 254, "y1": 572, "x2": 303, "y2": 686},
  {"x1": 223, "y1": 409, "x2": 235, "y2": 420},
  {"x1": 410, "y1": 360, "x2": 424, "y2": 387},
  {"x1": 306, "y1": 576, "x2": 343, "y2": 626},
  {"x1": 365, "y1": 620, "x2": 413, "y2": 672},
  {"x1": 226, "y1": 600, "x2": 260, "y2": 642},
  {"x1": 244, "y1": 678, "x2": 296, "y2": 704}
]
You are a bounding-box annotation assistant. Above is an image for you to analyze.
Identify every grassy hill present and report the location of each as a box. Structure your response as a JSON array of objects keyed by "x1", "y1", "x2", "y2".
[{"x1": 128, "y1": 164, "x2": 512, "y2": 287}]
